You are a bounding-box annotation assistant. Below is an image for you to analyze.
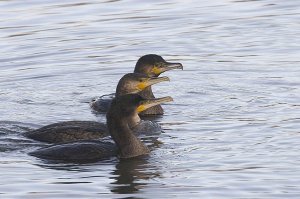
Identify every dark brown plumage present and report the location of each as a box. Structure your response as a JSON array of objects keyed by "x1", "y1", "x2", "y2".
[
  {"x1": 29, "y1": 94, "x2": 173, "y2": 162},
  {"x1": 91, "y1": 54, "x2": 182, "y2": 115}
]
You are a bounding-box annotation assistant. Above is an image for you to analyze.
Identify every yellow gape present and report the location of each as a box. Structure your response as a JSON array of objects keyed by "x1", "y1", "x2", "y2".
[
  {"x1": 151, "y1": 66, "x2": 162, "y2": 75},
  {"x1": 137, "y1": 105, "x2": 146, "y2": 113},
  {"x1": 137, "y1": 82, "x2": 147, "y2": 90}
]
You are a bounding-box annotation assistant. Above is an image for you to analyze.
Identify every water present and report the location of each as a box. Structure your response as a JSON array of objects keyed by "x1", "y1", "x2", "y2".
[{"x1": 0, "y1": 0, "x2": 300, "y2": 198}]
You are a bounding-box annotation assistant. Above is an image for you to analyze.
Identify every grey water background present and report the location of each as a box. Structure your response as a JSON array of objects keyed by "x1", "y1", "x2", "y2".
[{"x1": 0, "y1": 0, "x2": 300, "y2": 198}]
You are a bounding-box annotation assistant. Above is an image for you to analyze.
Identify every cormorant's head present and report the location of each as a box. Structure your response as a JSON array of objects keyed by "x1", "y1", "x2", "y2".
[
  {"x1": 116, "y1": 73, "x2": 170, "y2": 96},
  {"x1": 108, "y1": 94, "x2": 173, "y2": 118},
  {"x1": 134, "y1": 54, "x2": 183, "y2": 77},
  {"x1": 107, "y1": 94, "x2": 173, "y2": 159}
]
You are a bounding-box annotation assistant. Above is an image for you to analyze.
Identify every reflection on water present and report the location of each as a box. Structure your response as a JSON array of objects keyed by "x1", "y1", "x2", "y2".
[
  {"x1": 110, "y1": 157, "x2": 160, "y2": 194},
  {"x1": 1, "y1": 0, "x2": 300, "y2": 198}
]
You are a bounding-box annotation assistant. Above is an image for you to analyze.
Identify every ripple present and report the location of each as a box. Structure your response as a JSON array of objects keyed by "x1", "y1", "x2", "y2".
[{"x1": 1, "y1": 0, "x2": 300, "y2": 198}]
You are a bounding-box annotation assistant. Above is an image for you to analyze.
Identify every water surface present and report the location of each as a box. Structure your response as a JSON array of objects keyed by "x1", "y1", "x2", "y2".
[{"x1": 0, "y1": 0, "x2": 300, "y2": 198}]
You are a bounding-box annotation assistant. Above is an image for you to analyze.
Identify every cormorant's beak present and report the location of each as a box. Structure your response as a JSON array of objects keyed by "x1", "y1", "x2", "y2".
[
  {"x1": 137, "y1": 76, "x2": 170, "y2": 90},
  {"x1": 151, "y1": 62, "x2": 183, "y2": 75},
  {"x1": 137, "y1": 96, "x2": 173, "y2": 113}
]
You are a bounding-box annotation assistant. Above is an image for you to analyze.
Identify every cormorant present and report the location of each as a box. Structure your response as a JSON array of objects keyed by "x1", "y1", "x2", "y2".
[
  {"x1": 91, "y1": 54, "x2": 182, "y2": 115},
  {"x1": 29, "y1": 94, "x2": 173, "y2": 162},
  {"x1": 91, "y1": 72, "x2": 169, "y2": 112},
  {"x1": 25, "y1": 74, "x2": 169, "y2": 144}
]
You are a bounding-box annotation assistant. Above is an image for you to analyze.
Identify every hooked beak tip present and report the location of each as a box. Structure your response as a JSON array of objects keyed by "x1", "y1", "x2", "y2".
[{"x1": 163, "y1": 76, "x2": 170, "y2": 82}]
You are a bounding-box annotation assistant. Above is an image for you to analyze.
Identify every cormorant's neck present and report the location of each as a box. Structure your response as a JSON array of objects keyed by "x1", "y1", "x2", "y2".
[
  {"x1": 107, "y1": 115, "x2": 149, "y2": 158},
  {"x1": 137, "y1": 86, "x2": 164, "y2": 115},
  {"x1": 138, "y1": 86, "x2": 155, "y2": 99},
  {"x1": 126, "y1": 113, "x2": 141, "y2": 129}
]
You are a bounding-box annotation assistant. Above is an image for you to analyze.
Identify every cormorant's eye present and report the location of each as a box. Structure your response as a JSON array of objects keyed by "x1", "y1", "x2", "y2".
[{"x1": 157, "y1": 62, "x2": 163, "y2": 68}]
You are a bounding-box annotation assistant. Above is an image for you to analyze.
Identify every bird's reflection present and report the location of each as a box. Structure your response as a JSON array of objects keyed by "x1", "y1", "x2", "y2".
[
  {"x1": 110, "y1": 156, "x2": 161, "y2": 194},
  {"x1": 109, "y1": 136, "x2": 162, "y2": 194}
]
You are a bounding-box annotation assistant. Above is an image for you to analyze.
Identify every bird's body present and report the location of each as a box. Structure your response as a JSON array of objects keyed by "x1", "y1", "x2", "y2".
[
  {"x1": 27, "y1": 54, "x2": 181, "y2": 161},
  {"x1": 25, "y1": 117, "x2": 161, "y2": 144},
  {"x1": 29, "y1": 140, "x2": 117, "y2": 162},
  {"x1": 25, "y1": 74, "x2": 168, "y2": 144},
  {"x1": 30, "y1": 94, "x2": 173, "y2": 162},
  {"x1": 25, "y1": 121, "x2": 108, "y2": 144}
]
